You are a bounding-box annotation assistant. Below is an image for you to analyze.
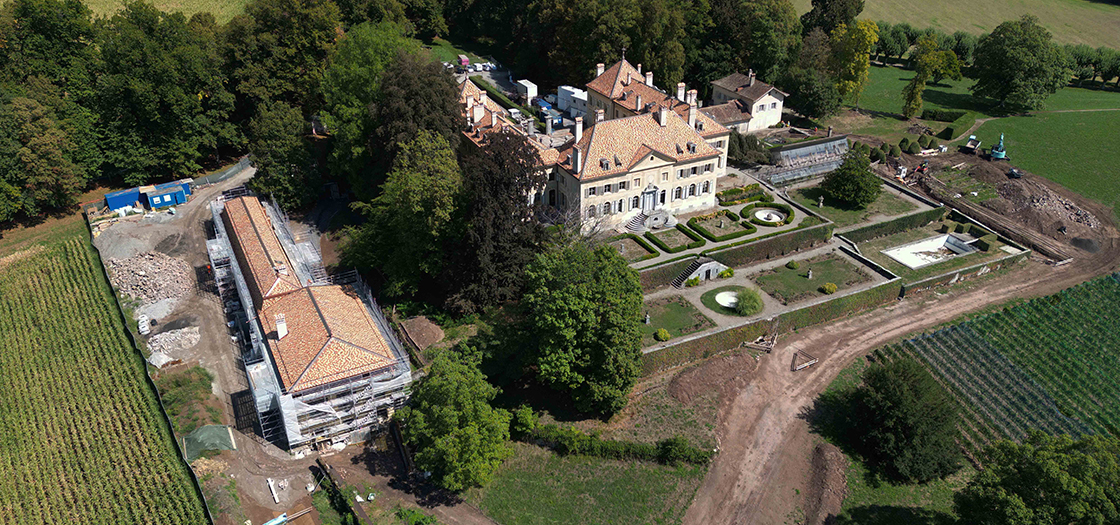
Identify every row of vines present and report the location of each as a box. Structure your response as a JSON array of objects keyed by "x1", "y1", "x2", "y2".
[
  {"x1": 874, "y1": 273, "x2": 1120, "y2": 450},
  {"x1": 0, "y1": 240, "x2": 207, "y2": 524}
]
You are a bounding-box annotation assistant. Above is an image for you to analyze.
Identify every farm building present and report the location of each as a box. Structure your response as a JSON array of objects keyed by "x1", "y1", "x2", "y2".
[{"x1": 209, "y1": 194, "x2": 411, "y2": 452}]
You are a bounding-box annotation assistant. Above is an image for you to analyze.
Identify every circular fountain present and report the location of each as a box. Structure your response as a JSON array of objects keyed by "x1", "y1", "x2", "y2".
[
  {"x1": 715, "y1": 291, "x2": 739, "y2": 308},
  {"x1": 753, "y1": 208, "x2": 787, "y2": 224}
]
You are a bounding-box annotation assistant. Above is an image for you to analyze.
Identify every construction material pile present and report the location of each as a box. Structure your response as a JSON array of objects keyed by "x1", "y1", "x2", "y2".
[
  {"x1": 147, "y1": 326, "x2": 201, "y2": 353},
  {"x1": 107, "y1": 252, "x2": 192, "y2": 303},
  {"x1": 1027, "y1": 191, "x2": 1100, "y2": 228}
]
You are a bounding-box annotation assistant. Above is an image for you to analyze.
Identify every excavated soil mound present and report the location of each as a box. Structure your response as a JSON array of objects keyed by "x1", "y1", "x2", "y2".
[
  {"x1": 669, "y1": 351, "x2": 760, "y2": 405},
  {"x1": 803, "y1": 443, "x2": 849, "y2": 525}
]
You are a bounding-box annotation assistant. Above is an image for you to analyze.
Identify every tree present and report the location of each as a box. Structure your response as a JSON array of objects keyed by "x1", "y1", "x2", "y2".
[
  {"x1": 711, "y1": 0, "x2": 801, "y2": 83},
  {"x1": 396, "y1": 351, "x2": 512, "y2": 492},
  {"x1": 875, "y1": 22, "x2": 908, "y2": 63},
  {"x1": 855, "y1": 359, "x2": 961, "y2": 483},
  {"x1": 1067, "y1": 44, "x2": 1101, "y2": 87},
  {"x1": 321, "y1": 22, "x2": 417, "y2": 187},
  {"x1": 0, "y1": 0, "x2": 97, "y2": 94},
  {"x1": 522, "y1": 242, "x2": 643, "y2": 415},
  {"x1": 350, "y1": 130, "x2": 460, "y2": 297},
  {"x1": 955, "y1": 433, "x2": 1120, "y2": 524},
  {"x1": 830, "y1": 20, "x2": 878, "y2": 107},
  {"x1": 782, "y1": 67, "x2": 842, "y2": 119},
  {"x1": 0, "y1": 97, "x2": 85, "y2": 215},
  {"x1": 1102, "y1": 48, "x2": 1120, "y2": 87},
  {"x1": 246, "y1": 101, "x2": 320, "y2": 209},
  {"x1": 913, "y1": 35, "x2": 963, "y2": 85},
  {"x1": 821, "y1": 149, "x2": 880, "y2": 208},
  {"x1": 800, "y1": 0, "x2": 863, "y2": 36},
  {"x1": 369, "y1": 50, "x2": 462, "y2": 187},
  {"x1": 901, "y1": 75, "x2": 925, "y2": 118},
  {"x1": 448, "y1": 131, "x2": 546, "y2": 313},
  {"x1": 951, "y1": 31, "x2": 978, "y2": 67},
  {"x1": 972, "y1": 15, "x2": 1070, "y2": 109}
]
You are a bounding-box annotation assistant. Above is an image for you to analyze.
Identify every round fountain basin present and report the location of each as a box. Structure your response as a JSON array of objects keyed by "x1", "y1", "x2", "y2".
[
  {"x1": 715, "y1": 291, "x2": 739, "y2": 308},
  {"x1": 754, "y1": 209, "x2": 786, "y2": 223}
]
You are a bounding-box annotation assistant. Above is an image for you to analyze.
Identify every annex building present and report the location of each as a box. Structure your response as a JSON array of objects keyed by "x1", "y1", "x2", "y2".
[{"x1": 703, "y1": 71, "x2": 787, "y2": 133}]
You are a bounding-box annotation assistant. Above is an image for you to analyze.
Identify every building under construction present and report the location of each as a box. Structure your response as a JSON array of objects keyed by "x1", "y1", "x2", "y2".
[{"x1": 206, "y1": 191, "x2": 411, "y2": 453}]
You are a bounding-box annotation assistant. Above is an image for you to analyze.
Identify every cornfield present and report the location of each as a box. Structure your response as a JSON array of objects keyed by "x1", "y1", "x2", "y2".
[
  {"x1": 0, "y1": 240, "x2": 207, "y2": 524},
  {"x1": 875, "y1": 273, "x2": 1120, "y2": 451}
]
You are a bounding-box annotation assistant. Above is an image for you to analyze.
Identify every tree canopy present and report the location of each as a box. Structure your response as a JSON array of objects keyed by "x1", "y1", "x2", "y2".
[
  {"x1": 800, "y1": 0, "x2": 863, "y2": 37},
  {"x1": 521, "y1": 242, "x2": 643, "y2": 416},
  {"x1": 396, "y1": 351, "x2": 512, "y2": 491},
  {"x1": 246, "y1": 101, "x2": 319, "y2": 209},
  {"x1": 821, "y1": 149, "x2": 880, "y2": 208},
  {"x1": 830, "y1": 20, "x2": 878, "y2": 107},
  {"x1": 972, "y1": 15, "x2": 1070, "y2": 109}
]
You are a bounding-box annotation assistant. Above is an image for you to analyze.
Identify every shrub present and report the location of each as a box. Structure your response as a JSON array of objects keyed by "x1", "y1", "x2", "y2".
[
  {"x1": 725, "y1": 210, "x2": 740, "y2": 221},
  {"x1": 718, "y1": 268, "x2": 734, "y2": 278},
  {"x1": 954, "y1": 222, "x2": 971, "y2": 234},
  {"x1": 654, "y1": 328, "x2": 672, "y2": 341},
  {"x1": 786, "y1": 260, "x2": 800, "y2": 270},
  {"x1": 977, "y1": 234, "x2": 997, "y2": 252},
  {"x1": 530, "y1": 425, "x2": 711, "y2": 465},
  {"x1": 761, "y1": 193, "x2": 775, "y2": 202},
  {"x1": 684, "y1": 277, "x2": 700, "y2": 287},
  {"x1": 869, "y1": 148, "x2": 884, "y2": 163},
  {"x1": 889, "y1": 145, "x2": 901, "y2": 157},
  {"x1": 735, "y1": 288, "x2": 765, "y2": 316},
  {"x1": 656, "y1": 436, "x2": 708, "y2": 465},
  {"x1": 920, "y1": 108, "x2": 967, "y2": 122},
  {"x1": 918, "y1": 135, "x2": 931, "y2": 148},
  {"x1": 716, "y1": 183, "x2": 765, "y2": 205},
  {"x1": 899, "y1": 137, "x2": 910, "y2": 150},
  {"x1": 907, "y1": 141, "x2": 921, "y2": 154},
  {"x1": 820, "y1": 282, "x2": 838, "y2": 294},
  {"x1": 879, "y1": 142, "x2": 890, "y2": 153},
  {"x1": 511, "y1": 406, "x2": 538, "y2": 438},
  {"x1": 843, "y1": 208, "x2": 948, "y2": 243}
]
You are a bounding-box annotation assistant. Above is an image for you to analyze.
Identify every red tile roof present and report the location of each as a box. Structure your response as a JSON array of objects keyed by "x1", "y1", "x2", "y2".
[
  {"x1": 221, "y1": 196, "x2": 302, "y2": 305},
  {"x1": 260, "y1": 285, "x2": 396, "y2": 393},
  {"x1": 701, "y1": 100, "x2": 754, "y2": 125},
  {"x1": 587, "y1": 59, "x2": 727, "y2": 138},
  {"x1": 711, "y1": 72, "x2": 787, "y2": 102},
  {"x1": 458, "y1": 79, "x2": 561, "y2": 167}
]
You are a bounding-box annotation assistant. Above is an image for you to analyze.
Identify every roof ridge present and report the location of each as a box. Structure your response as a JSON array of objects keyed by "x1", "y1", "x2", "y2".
[{"x1": 291, "y1": 338, "x2": 332, "y2": 390}]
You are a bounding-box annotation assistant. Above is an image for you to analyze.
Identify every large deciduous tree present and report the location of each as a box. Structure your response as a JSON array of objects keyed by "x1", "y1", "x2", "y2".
[
  {"x1": 821, "y1": 149, "x2": 880, "y2": 208},
  {"x1": 246, "y1": 101, "x2": 319, "y2": 209},
  {"x1": 829, "y1": 20, "x2": 878, "y2": 107},
  {"x1": 0, "y1": 0, "x2": 97, "y2": 94},
  {"x1": 522, "y1": 242, "x2": 643, "y2": 416},
  {"x1": 955, "y1": 433, "x2": 1120, "y2": 524},
  {"x1": 396, "y1": 351, "x2": 512, "y2": 492},
  {"x1": 348, "y1": 130, "x2": 460, "y2": 297},
  {"x1": 855, "y1": 358, "x2": 961, "y2": 483},
  {"x1": 971, "y1": 15, "x2": 1070, "y2": 109},
  {"x1": 902, "y1": 35, "x2": 963, "y2": 117},
  {"x1": 800, "y1": 0, "x2": 863, "y2": 36},
  {"x1": 0, "y1": 98, "x2": 84, "y2": 214}
]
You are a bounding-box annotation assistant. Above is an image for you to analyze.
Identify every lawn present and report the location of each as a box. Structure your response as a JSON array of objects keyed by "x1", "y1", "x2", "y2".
[
  {"x1": 470, "y1": 443, "x2": 706, "y2": 525},
  {"x1": 790, "y1": 0, "x2": 1120, "y2": 49},
  {"x1": 425, "y1": 37, "x2": 487, "y2": 64},
  {"x1": 974, "y1": 112, "x2": 1120, "y2": 216},
  {"x1": 651, "y1": 228, "x2": 695, "y2": 250},
  {"x1": 790, "y1": 185, "x2": 918, "y2": 229},
  {"x1": 608, "y1": 236, "x2": 657, "y2": 263},
  {"x1": 639, "y1": 296, "x2": 715, "y2": 347},
  {"x1": 754, "y1": 256, "x2": 869, "y2": 304},
  {"x1": 699, "y1": 285, "x2": 754, "y2": 316},
  {"x1": 84, "y1": 0, "x2": 250, "y2": 23}
]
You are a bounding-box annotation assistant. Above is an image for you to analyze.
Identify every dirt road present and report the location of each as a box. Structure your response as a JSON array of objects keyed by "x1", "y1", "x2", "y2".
[{"x1": 683, "y1": 225, "x2": 1119, "y2": 523}]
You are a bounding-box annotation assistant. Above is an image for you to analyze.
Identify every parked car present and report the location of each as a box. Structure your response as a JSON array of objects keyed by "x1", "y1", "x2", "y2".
[
  {"x1": 1007, "y1": 167, "x2": 1023, "y2": 179},
  {"x1": 138, "y1": 315, "x2": 151, "y2": 335}
]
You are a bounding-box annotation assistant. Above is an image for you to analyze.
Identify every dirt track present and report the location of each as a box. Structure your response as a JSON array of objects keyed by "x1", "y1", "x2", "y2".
[{"x1": 682, "y1": 206, "x2": 1120, "y2": 523}]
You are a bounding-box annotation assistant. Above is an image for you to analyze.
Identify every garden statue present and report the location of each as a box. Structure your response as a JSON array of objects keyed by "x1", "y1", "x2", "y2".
[
  {"x1": 818, "y1": 195, "x2": 824, "y2": 208},
  {"x1": 719, "y1": 218, "x2": 725, "y2": 228},
  {"x1": 644, "y1": 312, "x2": 651, "y2": 325},
  {"x1": 807, "y1": 268, "x2": 813, "y2": 280}
]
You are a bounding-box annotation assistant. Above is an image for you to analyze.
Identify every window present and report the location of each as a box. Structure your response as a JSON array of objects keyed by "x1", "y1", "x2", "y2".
[
  {"x1": 688, "y1": 184, "x2": 696, "y2": 197},
  {"x1": 631, "y1": 196, "x2": 639, "y2": 209},
  {"x1": 717, "y1": 140, "x2": 725, "y2": 149},
  {"x1": 588, "y1": 187, "x2": 597, "y2": 196},
  {"x1": 677, "y1": 169, "x2": 684, "y2": 179},
  {"x1": 690, "y1": 166, "x2": 698, "y2": 176},
  {"x1": 662, "y1": 172, "x2": 668, "y2": 182},
  {"x1": 718, "y1": 157, "x2": 723, "y2": 168},
  {"x1": 617, "y1": 199, "x2": 623, "y2": 213},
  {"x1": 603, "y1": 203, "x2": 612, "y2": 215},
  {"x1": 659, "y1": 190, "x2": 666, "y2": 204},
  {"x1": 604, "y1": 184, "x2": 612, "y2": 194},
  {"x1": 549, "y1": 190, "x2": 556, "y2": 206},
  {"x1": 771, "y1": 102, "x2": 777, "y2": 110},
  {"x1": 758, "y1": 104, "x2": 765, "y2": 112},
  {"x1": 587, "y1": 206, "x2": 596, "y2": 218},
  {"x1": 548, "y1": 171, "x2": 556, "y2": 181},
  {"x1": 674, "y1": 187, "x2": 682, "y2": 200},
  {"x1": 705, "y1": 163, "x2": 712, "y2": 173},
  {"x1": 633, "y1": 178, "x2": 640, "y2": 188},
  {"x1": 618, "y1": 181, "x2": 627, "y2": 190},
  {"x1": 702, "y1": 181, "x2": 710, "y2": 193}
]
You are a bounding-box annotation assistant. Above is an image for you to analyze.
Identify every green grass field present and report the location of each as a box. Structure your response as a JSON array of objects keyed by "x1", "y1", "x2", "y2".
[
  {"x1": 789, "y1": 185, "x2": 917, "y2": 228},
  {"x1": 791, "y1": 0, "x2": 1120, "y2": 49},
  {"x1": 699, "y1": 285, "x2": 748, "y2": 315},
  {"x1": 470, "y1": 443, "x2": 706, "y2": 525},
  {"x1": 640, "y1": 296, "x2": 715, "y2": 346},
  {"x1": 754, "y1": 256, "x2": 869, "y2": 304},
  {"x1": 83, "y1": 0, "x2": 250, "y2": 23},
  {"x1": 975, "y1": 111, "x2": 1120, "y2": 214}
]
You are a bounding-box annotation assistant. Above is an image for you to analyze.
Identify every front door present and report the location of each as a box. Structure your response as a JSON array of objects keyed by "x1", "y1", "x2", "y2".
[{"x1": 641, "y1": 185, "x2": 658, "y2": 212}]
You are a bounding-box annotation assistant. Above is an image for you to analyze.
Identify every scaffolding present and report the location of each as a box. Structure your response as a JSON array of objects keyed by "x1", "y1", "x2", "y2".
[{"x1": 207, "y1": 190, "x2": 412, "y2": 453}]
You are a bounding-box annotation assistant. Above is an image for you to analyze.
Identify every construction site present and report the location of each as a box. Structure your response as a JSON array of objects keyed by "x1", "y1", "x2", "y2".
[{"x1": 207, "y1": 189, "x2": 412, "y2": 454}]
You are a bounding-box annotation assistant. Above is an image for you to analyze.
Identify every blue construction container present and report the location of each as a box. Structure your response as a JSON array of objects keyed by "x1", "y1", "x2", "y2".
[
  {"x1": 105, "y1": 187, "x2": 141, "y2": 211},
  {"x1": 145, "y1": 185, "x2": 187, "y2": 208}
]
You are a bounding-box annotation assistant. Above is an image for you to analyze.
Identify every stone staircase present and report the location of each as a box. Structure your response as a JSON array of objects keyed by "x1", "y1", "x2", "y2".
[
  {"x1": 625, "y1": 212, "x2": 649, "y2": 234},
  {"x1": 670, "y1": 258, "x2": 705, "y2": 288}
]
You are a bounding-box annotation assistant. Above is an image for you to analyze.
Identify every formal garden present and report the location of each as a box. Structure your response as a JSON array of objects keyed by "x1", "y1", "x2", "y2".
[
  {"x1": 789, "y1": 185, "x2": 918, "y2": 228},
  {"x1": 640, "y1": 296, "x2": 715, "y2": 346},
  {"x1": 699, "y1": 285, "x2": 765, "y2": 317},
  {"x1": 754, "y1": 256, "x2": 871, "y2": 305},
  {"x1": 607, "y1": 234, "x2": 658, "y2": 263}
]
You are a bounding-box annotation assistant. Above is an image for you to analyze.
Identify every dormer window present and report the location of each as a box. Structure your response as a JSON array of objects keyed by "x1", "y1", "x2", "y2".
[
  {"x1": 614, "y1": 155, "x2": 622, "y2": 167},
  {"x1": 676, "y1": 144, "x2": 684, "y2": 154},
  {"x1": 687, "y1": 142, "x2": 697, "y2": 153},
  {"x1": 697, "y1": 121, "x2": 704, "y2": 131},
  {"x1": 600, "y1": 158, "x2": 610, "y2": 170}
]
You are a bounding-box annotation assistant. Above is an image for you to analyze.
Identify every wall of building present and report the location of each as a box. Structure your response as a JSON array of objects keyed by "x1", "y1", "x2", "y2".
[
  {"x1": 745, "y1": 92, "x2": 784, "y2": 131},
  {"x1": 570, "y1": 155, "x2": 721, "y2": 229}
]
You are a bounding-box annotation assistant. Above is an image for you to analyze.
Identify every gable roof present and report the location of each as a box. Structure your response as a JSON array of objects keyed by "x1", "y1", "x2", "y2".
[
  {"x1": 260, "y1": 285, "x2": 396, "y2": 393},
  {"x1": 711, "y1": 72, "x2": 787, "y2": 102},
  {"x1": 221, "y1": 196, "x2": 302, "y2": 304},
  {"x1": 586, "y1": 60, "x2": 644, "y2": 99},
  {"x1": 587, "y1": 59, "x2": 728, "y2": 139},
  {"x1": 701, "y1": 100, "x2": 754, "y2": 125},
  {"x1": 557, "y1": 111, "x2": 722, "y2": 181},
  {"x1": 458, "y1": 79, "x2": 561, "y2": 167}
]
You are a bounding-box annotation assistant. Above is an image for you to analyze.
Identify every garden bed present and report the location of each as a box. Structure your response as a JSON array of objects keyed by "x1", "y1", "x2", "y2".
[
  {"x1": 639, "y1": 296, "x2": 715, "y2": 347},
  {"x1": 644, "y1": 225, "x2": 705, "y2": 253},
  {"x1": 699, "y1": 285, "x2": 759, "y2": 316},
  {"x1": 688, "y1": 211, "x2": 757, "y2": 242},
  {"x1": 789, "y1": 185, "x2": 916, "y2": 228},
  {"x1": 608, "y1": 234, "x2": 658, "y2": 263},
  {"x1": 754, "y1": 256, "x2": 870, "y2": 305}
]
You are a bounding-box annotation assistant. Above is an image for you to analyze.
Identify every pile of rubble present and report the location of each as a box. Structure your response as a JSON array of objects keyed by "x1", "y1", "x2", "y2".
[
  {"x1": 107, "y1": 252, "x2": 192, "y2": 303},
  {"x1": 147, "y1": 326, "x2": 201, "y2": 354},
  {"x1": 1029, "y1": 192, "x2": 1100, "y2": 228}
]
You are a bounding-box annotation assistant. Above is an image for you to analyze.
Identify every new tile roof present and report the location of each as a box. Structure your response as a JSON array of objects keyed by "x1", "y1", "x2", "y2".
[
  {"x1": 260, "y1": 285, "x2": 396, "y2": 393},
  {"x1": 557, "y1": 111, "x2": 722, "y2": 181},
  {"x1": 702, "y1": 100, "x2": 754, "y2": 125},
  {"x1": 711, "y1": 72, "x2": 787, "y2": 102},
  {"x1": 587, "y1": 59, "x2": 727, "y2": 138},
  {"x1": 458, "y1": 79, "x2": 561, "y2": 167},
  {"x1": 222, "y1": 196, "x2": 302, "y2": 304}
]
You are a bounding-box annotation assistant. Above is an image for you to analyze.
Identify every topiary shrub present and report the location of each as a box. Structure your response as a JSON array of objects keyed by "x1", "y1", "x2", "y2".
[
  {"x1": 511, "y1": 405, "x2": 538, "y2": 438},
  {"x1": 725, "y1": 210, "x2": 740, "y2": 221},
  {"x1": 899, "y1": 137, "x2": 910, "y2": 150},
  {"x1": 684, "y1": 276, "x2": 700, "y2": 287},
  {"x1": 880, "y1": 142, "x2": 890, "y2": 153},
  {"x1": 718, "y1": 268, "x2": 734, "y2": 278},
  {"x1": 918, "y1": 135, "x2": 931, "y2": 148},
  {"x1": 786, "y1": 260, "x2": 800, "y2": 270},
  {"x1": 760, "y1": 193, "x2": 775, "y2": 203},
  {"x1": 820, "y1": 282, "x2": 838, "y2": 294},
  {"x1": 889, "y1": 145, "x2": 901, "y2": 157},
  {"x1": 735, "y1": 288, "x2": 765, "y2": 316},
  {"x1": 954, "y1": 222, "x2": 971, "y2": 234},
  {"x1": 927, "y1": 138, "x2": 938, "y2": 150},
  {"x1": 869, "y1": 148, "x2": 884, "y2": 163},
  {"x1": 654, "y1": 328, "x2": 672, "y2": 341},
  {"x1": 906, "y1": 141, "x2": 921, "y2": 154},
  {"x1": 977, "y1": 234, "x2": 997, "y2": 251}
]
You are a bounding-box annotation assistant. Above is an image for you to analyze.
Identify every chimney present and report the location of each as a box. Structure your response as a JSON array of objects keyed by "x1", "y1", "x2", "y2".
[
  {"x1": 658, "y1": 106, "x2": 669, "y2": 127},
  {"x1": 545, "y1": 117, "x2": 553, "y2": 135},
  {"x1": 466, "y1": 95, "x2": 474, "y2": 109},
  {"x1": 635, "y1": 93, "x2": 642, "y2": 112},
  {"x1": 275, "y1": 314, "x2": 288, "y2": 340},
  {"x1": 748, "y1": 69, "x2": 755, "y2": 87},
  {"x1": 573, "y1": 146, "x2": 582, "y2": 173},
  {"x1": 676, "y1": 82, "x2": 686, "y2": 102},
  {"x1": 479, "y1": 91, "x2": 488, "y2": 107},
  {"x1": 595, "y1": 108, "x2": 605, "y2": 123},
  {"x1": 574, "y1": 116, "x2": 583, "y2": 143},
  {"x1": 596, "y1": 63, "x2": 605, "y2": 76},
  {"x1": 688, "y1": 103, "x2": 697, "y2": 129},
  {"x1": 645, "y1": 71, "x2": 653, "y2": 87},
  {"x1": 472, "y1": 103, "x2": 485, "y2": 124},
  {"x1": 637, "y1": 63, "x2": 642, "y2": 74}
]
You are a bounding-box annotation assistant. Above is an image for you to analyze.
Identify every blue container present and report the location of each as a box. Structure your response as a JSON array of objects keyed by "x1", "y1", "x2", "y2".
[
  {"x1": 105, "y1": 187, "x2": 141, "y2": 211},
  {"x1": 146, "y1": 186, "x2": 187, "y2": 208}
]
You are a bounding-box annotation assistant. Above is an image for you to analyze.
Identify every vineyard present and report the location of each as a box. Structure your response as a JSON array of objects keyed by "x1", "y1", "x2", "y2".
[
  {"x1": 0, "y1": 240, "x2": 207, "y2": 524},
  {"x1": 875, "y1": 273, "x2": 1120, "y2": 449}
]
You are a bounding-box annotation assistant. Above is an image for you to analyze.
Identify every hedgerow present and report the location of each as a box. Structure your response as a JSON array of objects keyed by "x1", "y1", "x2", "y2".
[
  {"x1": 843, "y1": 207, "x2": 946, "y2": 243},
  {"x1": 643, "y1": 224, "x2": 706, "y2": 254}
]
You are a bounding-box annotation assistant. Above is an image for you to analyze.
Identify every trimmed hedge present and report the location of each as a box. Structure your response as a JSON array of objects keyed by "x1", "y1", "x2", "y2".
[
  {"x1": 977, "y1": 234, "x2": 997, "y2": 251},
  {"x1": 920, "y1": 109, "x2": 967, "y2": 122},
  {"x1": 780, "y1": 281, "x2": 903, "y2": 331},
  {"x1": 742, "y1": 202, "x2": 795, "y2": 227},
  {"x1": 706, "y1": 223, "x2": 833, "y2": 268},
  {"x1": 688, "y1": 210, "x2": 758, "y2": 242},
  {"x1": 842, "y1": 207, "x2": 947, "y2": 243},
  {"x1": 725, "y1": 210, "x2": 740, "y2": 221},
  {"x1": 530, "y1": 424, "x2": 712, "y2": 465},
  {"x1": 609, "y1": 233, "x2": 658, "y2": 263},
  {"x1": 639, "y1": 258, "x2": 695, "y2": 292},
  {"x1": 717, "y1": 184, "x2": 765, "y2": 206},
  {"x1": 644, "y1": 224, "x2": 706, "y2": 254},
  {"x1": 906, "y1": 141, "x2": 921, "y2": 154},
  {"x1": 641, "y1": 318, "x2": 771, "y2": 375},
  {"x1": 889, "y1": 145, "x2": 901, "y2": 157},
  {"x1": 938, "y1": 112, "x2": 976, "y2": 140}
]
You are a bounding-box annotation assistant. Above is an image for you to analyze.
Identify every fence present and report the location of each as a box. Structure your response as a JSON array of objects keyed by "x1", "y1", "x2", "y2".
[{"x1": 194, "y1": 157, "x2": 251, "y2": 186}]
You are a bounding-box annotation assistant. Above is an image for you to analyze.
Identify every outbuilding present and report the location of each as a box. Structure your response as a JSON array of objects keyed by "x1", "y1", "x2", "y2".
[
  {"x1": 142, "y1": 180, "x2": 193, "y2": 209},
  {"x1": 515, "y1": 79, "x2": 537, "y2": 101},
  {"x1": 104, "y1": 187, "x2": 142, "y2": 211}
]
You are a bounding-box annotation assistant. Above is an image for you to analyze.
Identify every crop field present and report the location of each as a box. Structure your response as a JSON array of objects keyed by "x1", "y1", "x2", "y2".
[
  {"x1": 84, "y1": 0, "x2": 250, "y2": 23},
  {"x1": 875, "y1": 273, "x2": 1120, "y2": 449},
  {"x1": 0, "y1": 239, "x2": 207, "y2": 524}
]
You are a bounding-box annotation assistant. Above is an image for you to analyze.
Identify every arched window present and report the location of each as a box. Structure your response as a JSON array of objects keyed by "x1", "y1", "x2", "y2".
[
  {"x1": 587, "y1": 206, "x2": 596, "y2": 218},
  {"x1": 702, "y1": 181, "x2": 710, "y2": 194},
  {"x1": 674, "y1": 187, "x2": 682, "y2": 200},
  {"x1": 631, "y1": 196, "x2": 640, "y2": 209},
  {"x1": 688, "y1": 184, "x2": 697, "y2": 196},
  {"x1": 603, "y1": 203, "x2": 612, "y2": 215}
]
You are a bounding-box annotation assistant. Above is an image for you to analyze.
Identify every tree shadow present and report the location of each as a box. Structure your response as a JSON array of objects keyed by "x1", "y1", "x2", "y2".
[
  {"x1": 348, "y1": 439, "x2": 469, "y2": 509},
  {"x1": 799, "y1": 386, "x2": 864, "y2": 459},
  {"x1": 795, "y1": 186, "x2": 869, "y2": 212},
  {"x1": 829, "y1": 505, "x2": 956, "y2": 525}
]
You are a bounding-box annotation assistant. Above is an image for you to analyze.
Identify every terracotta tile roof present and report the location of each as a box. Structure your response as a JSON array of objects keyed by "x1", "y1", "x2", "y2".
[
  {"x1": 221, "y1": 196, "x2": 302, "y2": 304},
  {"x1": 711, "y1": 72, "x2": 787, "y2": 102},
  {"x1": 260, "y1": 285, "x2": 396, "y2": 393},
  {"x1": 556, "y1": 111, "x2": 722, "y2": 181},
  {"x1": 588, "y1": 60, "x2": 727, "y2": 139},
  {"x1": 459, "y1": 79, "x2": 508, "y2": 116},
  {"x1": 701, "y1": 100, "x2": 754, "y2": 125},
  {"x1": 458, "y1": 79, "x2": 561, "y2": 167}
]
